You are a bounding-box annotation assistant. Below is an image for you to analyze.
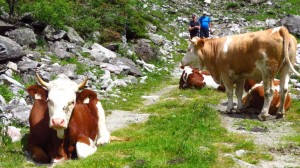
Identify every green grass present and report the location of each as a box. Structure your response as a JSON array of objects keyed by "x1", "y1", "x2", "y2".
[{"x1": 0, "y1": 75, "x2": 273, "y2": 168}]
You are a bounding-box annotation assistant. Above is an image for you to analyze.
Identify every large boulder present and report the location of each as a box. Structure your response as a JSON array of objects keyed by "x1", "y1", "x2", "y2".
[
  {"x1": 5, "y1": 28, "x2": 37, "y2": 48},
  {"x1": 0, "y1": 35, "x2": 24, "y2": 61}
]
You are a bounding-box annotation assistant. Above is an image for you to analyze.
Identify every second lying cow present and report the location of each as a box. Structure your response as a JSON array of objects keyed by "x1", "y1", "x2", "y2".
[
  {"x1": 179, "y1": 66, "x2": 225, "y2": 92},
  {"x1": 242, "y1": 79, "x2": 292, "y2": 116}
]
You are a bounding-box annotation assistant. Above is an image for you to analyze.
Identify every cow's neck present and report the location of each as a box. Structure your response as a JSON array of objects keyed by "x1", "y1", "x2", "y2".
[{"x1": 200, "y1": 41, "x2": 221, "y2": 83}]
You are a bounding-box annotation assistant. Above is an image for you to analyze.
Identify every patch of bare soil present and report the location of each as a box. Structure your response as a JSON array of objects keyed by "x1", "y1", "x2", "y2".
[
  {"x1": 216, "y1": 99, "x2": 300, "y2": 168},
  {"x1": 106, "y1": 85, "x2": 178, "y2": 133}
]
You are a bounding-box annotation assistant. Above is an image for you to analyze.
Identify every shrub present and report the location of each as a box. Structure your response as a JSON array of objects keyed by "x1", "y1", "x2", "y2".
[{"x1": 19, "y1": 0, "x2": 73, "y2": 30}]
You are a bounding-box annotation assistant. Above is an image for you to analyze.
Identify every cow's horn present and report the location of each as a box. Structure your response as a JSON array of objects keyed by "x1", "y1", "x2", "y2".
[
  {"x1": 36, "y1": 72, "x2": 49, "y2": 88},
  {"x1": 78, "y1": 76, "x2": 88, "y2": 90}
]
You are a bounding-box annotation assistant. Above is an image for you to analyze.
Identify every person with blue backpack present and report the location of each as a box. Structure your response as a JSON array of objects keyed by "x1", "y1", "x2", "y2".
[{"x1": 198, "y1": 11, "x2": 211, "y2": 38}]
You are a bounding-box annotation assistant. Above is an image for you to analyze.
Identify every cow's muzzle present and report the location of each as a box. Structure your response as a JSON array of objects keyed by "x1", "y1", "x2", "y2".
[{"x1": 51, "y1": 118, "x2": 67, "y2": 129}]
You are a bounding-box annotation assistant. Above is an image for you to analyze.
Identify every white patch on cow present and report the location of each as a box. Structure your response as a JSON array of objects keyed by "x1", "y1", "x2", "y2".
[
  {"x1": 181, "y1": 42, "x2": 201, "y2": 68},
  {"x1": 274, "y1": 85, "x2": 280, "y2": 91},
  {"x1": 255, "y1": 52, "x2": 268, "y2": 75},
  {"x1": 182, "y1": 66, "x2": 193, "y2": 83},
  {"x1": 52, "y1": 157, "x2": 66, "y2": 163},
  {"x1": 271, "y1": 27, "x2": 281, "y2": 35},
  {"x1": 223, "y1": 36, "x2": 232, "y2": 53},
  {"x1": 96, "y1": 102, "x2": 110, "y2": 145},
  {"x1": 203, "y1": 74, "x2": 220, "y2": 89},
  {"x1": 47, "y1": 75, "x2": 78, "y2": 129},
  {"x1": 56, "y1": 129, "x2": 64, "y2": 139},
  {"x1": 34, "y1": 93, "x2": 42, "y2": 100},
  {"x1": 76, "y1": 138, "x2": 97, "y2": 158},
  {"x1": 83, "y1": 98, "x2": 90, "y2": 104}
]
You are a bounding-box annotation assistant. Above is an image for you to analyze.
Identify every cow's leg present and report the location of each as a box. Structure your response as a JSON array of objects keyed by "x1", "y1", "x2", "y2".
[
  {"x1": 28, "y1": 145, "x2": 50, "y2": 163},
  {"x1": 258, "y1": 78, "x2": 273, "y2": 121},
  {"x1": 222, "y1": 76, "x2": 234, "y2": 113},
  {"x1": 96, "y1": 102, "x2": 110, "y2": 145},
  {"x1": 235, "y1": 79, "x2": 245, "y2": 112},
  {"x1": 76, "y1": 136, "x2": 97, "y2": 158},
  {"x1": 277, "y1": 66, "x2": 290, "y2": 119}
]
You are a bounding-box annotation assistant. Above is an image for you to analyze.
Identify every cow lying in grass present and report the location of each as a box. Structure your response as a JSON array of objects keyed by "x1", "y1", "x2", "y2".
[
  {"x1": 179, "y1": 66, "x2": 225, "y2": 92},
  {"x1": 27, "y1": 74, "x2": 110, "y2": 163},
  {"x1": 242, "y1": 79, "x2": 292, "y2": 116}
]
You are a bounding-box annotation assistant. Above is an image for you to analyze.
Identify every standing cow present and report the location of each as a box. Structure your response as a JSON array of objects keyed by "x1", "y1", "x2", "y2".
[{"x1": 181, "y1": 26, "x2": 299, "y2": 120}]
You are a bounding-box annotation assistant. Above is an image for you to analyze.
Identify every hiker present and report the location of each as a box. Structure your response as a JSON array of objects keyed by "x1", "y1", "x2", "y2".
[
  {"x1": 199, "y1": 11, "x2": 211, "y2": 38},
  {"x1": 188, "y1": 13, "x2": 200, "y2": 39}
]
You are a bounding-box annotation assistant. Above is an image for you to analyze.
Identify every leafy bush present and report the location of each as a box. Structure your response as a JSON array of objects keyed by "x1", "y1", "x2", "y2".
[{"x1": 19, "y1": 0, "x2": 73, "y2": 29}]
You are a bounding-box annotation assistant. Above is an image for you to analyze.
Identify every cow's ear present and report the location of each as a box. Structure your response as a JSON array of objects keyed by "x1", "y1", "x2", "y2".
[
  {"x1": 27, "y1": 85, "x2": 39, "y2": 96},
  {"x1": 198, "y1": 39, "x2": 205, "y2": 48}
]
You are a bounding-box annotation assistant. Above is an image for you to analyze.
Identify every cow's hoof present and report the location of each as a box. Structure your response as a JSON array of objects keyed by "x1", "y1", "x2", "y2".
[
  {"x1": 258, "y1": 114, "x2": 269, "y2": 121},
  {"x1": 96, "y1": 131, "x2": 111, "y2": 145},
  {"x1": 225, "y1": 108, "x2": 235, "y2": 114},
  {"x1": 276, "y1": 113, "x2": 285, "y2": 119}
]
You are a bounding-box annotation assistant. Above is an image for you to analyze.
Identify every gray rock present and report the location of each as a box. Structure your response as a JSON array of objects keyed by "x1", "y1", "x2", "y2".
[
  {"x1": 43, "y1": 25, "x2": 66, "y2": 41},
  {"x1": 0, "y1": 20, "x2": 15, "y2": 32},
  {"x1": 17, "y1": 59, "x2": 39, "y2": 72},
  {"x1": 110, "y1": 57, "x2": 143, "y2": 77},
  {"x1": 5, "y1": 28, "x2": 37, "y2": 48},
  {"x1": 135, "y1": 39, "x2": 158, "y2": 62},
  {"x1": 279, "y1": 15, "x2": 300, "y2": 37},
  {"x1": 0, "y1": 94, "x2": 6, "y2": 105},
  {"x1": 0, "y1": 74, "x2": 24, "y2": 89},
  {"x1": 0, "y1": 35, "x2": 24, "y2": 61},
  {"x1": 66, "y1": 26, "x2": 85, "y2": 46},
  {"x1": 48, "y1": 40, "x2": 75, "y2": 59}
]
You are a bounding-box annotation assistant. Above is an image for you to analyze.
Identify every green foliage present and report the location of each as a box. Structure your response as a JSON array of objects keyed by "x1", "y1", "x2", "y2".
[
  {"x1": 19, "y1": 0, "x2": 73, "y2": 29},
  {"x1": 226, "y1": 2, "x2": 239, "y2": 10},
  {"x1": 0, "y1": 85, "x2": 14, "y2": 102}
]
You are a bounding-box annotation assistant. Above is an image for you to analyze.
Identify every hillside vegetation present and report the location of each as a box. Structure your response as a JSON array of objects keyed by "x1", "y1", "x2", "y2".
[{"x1": 0, "y1": 0, "x2": 300, "y2": 167}]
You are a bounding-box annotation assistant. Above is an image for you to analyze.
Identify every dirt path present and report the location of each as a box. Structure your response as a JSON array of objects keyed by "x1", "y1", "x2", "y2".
[
  {"x1": 217, "y1": 99, "x2": 300, "y2": 168},
  {"x1": 106, "y1": 85, "x2": 178, "y2": 133}
]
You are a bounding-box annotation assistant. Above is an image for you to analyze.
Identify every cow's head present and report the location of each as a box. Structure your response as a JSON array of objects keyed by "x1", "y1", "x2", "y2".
[
  {"x1": 36, "y1": 73, "x2": 87, "y2": 138},
  {"x1": 181, "y1": 37, "x2": 203, "y2": 68}
]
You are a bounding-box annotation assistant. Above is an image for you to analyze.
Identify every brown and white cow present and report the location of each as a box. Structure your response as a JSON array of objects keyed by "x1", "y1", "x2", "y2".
[
  {"x1": 181, "y1": 26, "x2": 299, "y2": 120},
  {"x1": 35, "y1": 73, "x2": 110, "y2": 145},
  {"x1": 27, "y1": 74, "x2": 110, "y2": 163},
  {"x1": 179, "y1": 66, "x2": 225, "y2": 91},
  {"x1": 242, "y1": 79, "x2": 292, "y2": 116}
]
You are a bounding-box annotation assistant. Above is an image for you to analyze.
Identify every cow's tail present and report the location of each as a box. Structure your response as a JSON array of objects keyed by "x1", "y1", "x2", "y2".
[{"x1": 280, "y1": 27, "x2": 300, "y2": 77}]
